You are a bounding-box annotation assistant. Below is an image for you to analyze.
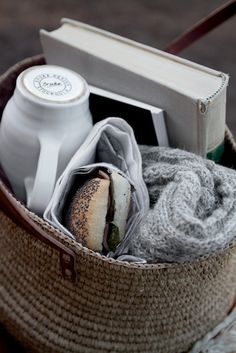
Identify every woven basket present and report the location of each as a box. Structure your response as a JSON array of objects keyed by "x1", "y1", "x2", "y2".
[{"x1": 0, "y1": 55, "x2": 236, "y2": 353}]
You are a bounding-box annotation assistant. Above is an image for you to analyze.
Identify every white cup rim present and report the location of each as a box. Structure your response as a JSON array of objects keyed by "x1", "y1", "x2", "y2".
[{"x1": 16, "y1": 65, "x2": 90, "y2": 108}]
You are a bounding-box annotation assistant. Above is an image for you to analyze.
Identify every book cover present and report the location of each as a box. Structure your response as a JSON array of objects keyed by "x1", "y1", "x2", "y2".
[
  {"x1": 40, "y1": 19, "x2": 229, "y2": 161},
  {"x1": 89, "y1": 85, "x2": 169, "y2": 146}
]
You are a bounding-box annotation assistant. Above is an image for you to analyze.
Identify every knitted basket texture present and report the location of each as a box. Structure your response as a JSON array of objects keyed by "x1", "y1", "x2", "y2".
[{"x1": 0, "y1": 55, "x2": 236, "y2": 353}]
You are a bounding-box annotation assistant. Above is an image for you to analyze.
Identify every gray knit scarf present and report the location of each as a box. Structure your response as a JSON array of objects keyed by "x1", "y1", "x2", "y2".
[{"x1": 129, "y1": 146, "x2": 236, "y2": 263}]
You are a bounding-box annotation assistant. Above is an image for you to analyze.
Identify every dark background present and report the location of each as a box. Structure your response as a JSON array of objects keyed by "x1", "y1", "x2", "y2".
[{"x1": 0, "y1": 0, "x2": 235, "y2": 133}]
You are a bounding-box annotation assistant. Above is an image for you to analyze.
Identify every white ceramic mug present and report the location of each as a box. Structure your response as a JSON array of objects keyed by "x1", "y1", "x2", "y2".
[{"x1": 0, "y1": 65, "x2": 93, "y2": 215}]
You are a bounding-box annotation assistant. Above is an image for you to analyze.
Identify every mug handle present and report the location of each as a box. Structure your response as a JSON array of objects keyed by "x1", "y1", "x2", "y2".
[{"x1": 25, "y1": 135, "x2": 60, "y2": 215}]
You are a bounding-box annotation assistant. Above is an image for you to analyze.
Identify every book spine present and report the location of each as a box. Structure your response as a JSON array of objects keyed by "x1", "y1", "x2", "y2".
[{"x1": 198, "y1": 74, "x2": 228, "y2": 162}]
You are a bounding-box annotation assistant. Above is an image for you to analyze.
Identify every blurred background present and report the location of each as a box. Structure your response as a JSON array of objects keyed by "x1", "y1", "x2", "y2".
[{"x1": 0, "y1": 0, "x2": 235, "y2": 133}]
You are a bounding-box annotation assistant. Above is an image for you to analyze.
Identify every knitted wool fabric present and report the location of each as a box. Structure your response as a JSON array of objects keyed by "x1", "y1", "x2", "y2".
[{"x1": 129, "y1": 146, "x2": 236, "y2": 263}]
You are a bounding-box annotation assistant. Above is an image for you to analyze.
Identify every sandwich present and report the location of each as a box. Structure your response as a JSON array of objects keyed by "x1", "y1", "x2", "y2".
[{"x1": 65, "y1": 169, "x2": 132, "y2": 253}]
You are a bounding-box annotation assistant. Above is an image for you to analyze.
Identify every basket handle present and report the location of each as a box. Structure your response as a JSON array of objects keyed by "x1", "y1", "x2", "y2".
[
  {"x1": 165, "y1": 0, "x2": 236, "y2": 54},
  {"x1": 0, "y1": 179, "x2": 77, "y2": 282}
]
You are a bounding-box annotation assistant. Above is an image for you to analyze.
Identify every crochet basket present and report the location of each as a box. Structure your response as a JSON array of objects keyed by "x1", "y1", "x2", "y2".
[{"x1": 1, "y1": 55, "x2": 236, "y2": 353}]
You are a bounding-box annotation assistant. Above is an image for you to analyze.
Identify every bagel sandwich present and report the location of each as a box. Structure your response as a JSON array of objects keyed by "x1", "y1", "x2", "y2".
[{"x1": 65, "y1": 169, "x2": 132, "y2": 253}]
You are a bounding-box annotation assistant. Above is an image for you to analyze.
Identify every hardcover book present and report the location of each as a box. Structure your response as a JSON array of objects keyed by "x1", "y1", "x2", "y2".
[{"x1": 40, "y1": 18, "x2": 229, "y2": 161}]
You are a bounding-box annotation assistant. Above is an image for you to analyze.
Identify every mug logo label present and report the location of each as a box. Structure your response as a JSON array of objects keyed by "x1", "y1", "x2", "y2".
[{"x1": 33, "y1": 73, "x2": 72, "y2": 96}]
